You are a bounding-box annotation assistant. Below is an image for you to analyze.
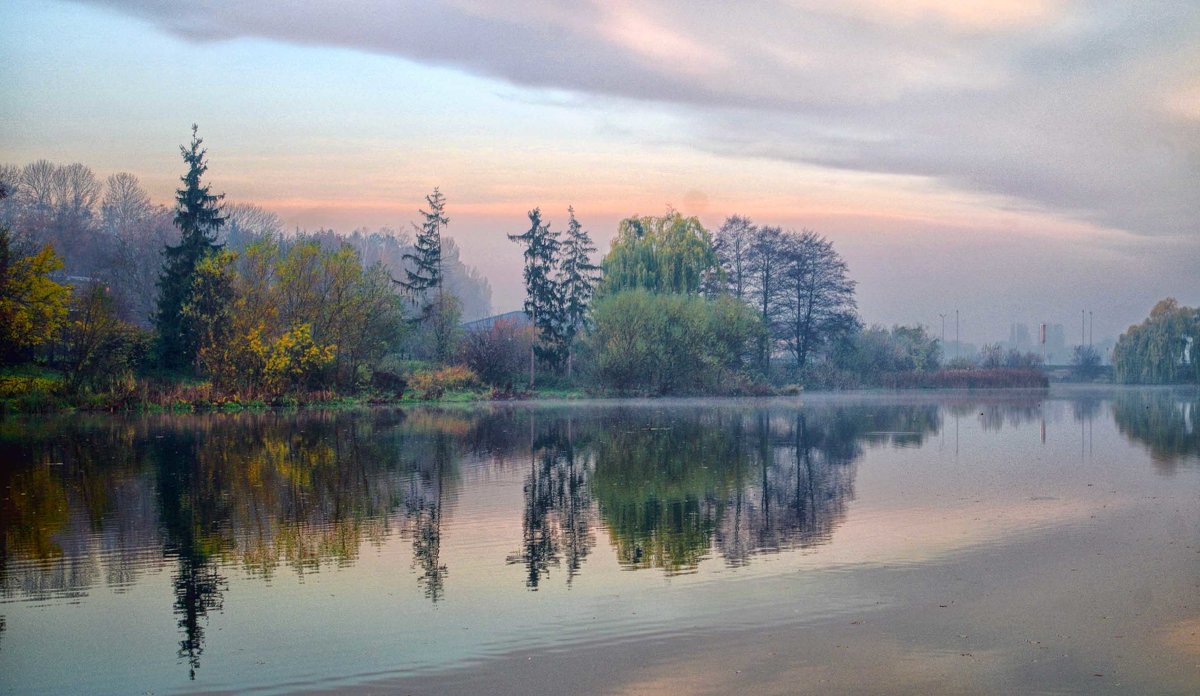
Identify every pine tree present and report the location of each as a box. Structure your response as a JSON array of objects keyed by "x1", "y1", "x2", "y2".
[
  {"x1": 397, "y1": 188, "x2": 458, "y2": 362},
  {"x1": 156, "y1": 124, "x2": 225, "y2": 369},
  {"x1": 399, "y1": 188, "x2": 446, "y2": 307},
  {"x1": 509, "y1": 207, "x2": 562, "y2": 386},
  {"x1": 557, "y1": 206, "x2": 599, "y2": 378}
]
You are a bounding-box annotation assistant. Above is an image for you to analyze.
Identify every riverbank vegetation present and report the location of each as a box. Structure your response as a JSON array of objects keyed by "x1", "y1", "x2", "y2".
[{"x1": 15, "y1": 128, "x2": 1186, "y2": 412}]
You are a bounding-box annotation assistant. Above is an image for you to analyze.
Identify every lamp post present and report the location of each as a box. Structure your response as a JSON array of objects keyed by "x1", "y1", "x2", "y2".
[{"x1": 938, "y1": 313, "x2": 947, "y2": 364}]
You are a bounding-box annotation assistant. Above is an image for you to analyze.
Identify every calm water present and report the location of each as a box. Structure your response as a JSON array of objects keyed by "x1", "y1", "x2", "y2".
[{"x1": 1, "y1": 389, "x2": 1197, "y2": 695}]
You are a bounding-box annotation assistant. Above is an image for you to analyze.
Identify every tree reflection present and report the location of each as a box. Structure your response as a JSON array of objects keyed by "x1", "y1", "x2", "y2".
[
  {"x1": 0, "y1": 400, "x2": 989, "y2": 670},
  {"x1": 403, "y1": 429, "x2": 454, "y2": 602},
  {"x1": 506, "y1": 417, "x2": 595, "y2": 588},
  {"x1": 1112, "y1": 390, "x2": 1199, "y2": 471},
  {"x1": 152, "y1": 430, "x2": 229, "y2": 680},
  {"x1": 581, "y1": 404, "x2": 940, "y2": 574}
]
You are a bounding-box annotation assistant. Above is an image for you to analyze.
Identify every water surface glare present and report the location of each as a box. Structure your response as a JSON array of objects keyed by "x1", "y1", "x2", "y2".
[{"x1": 1, "y1": 389, "x2": 1197, "y2": 694}]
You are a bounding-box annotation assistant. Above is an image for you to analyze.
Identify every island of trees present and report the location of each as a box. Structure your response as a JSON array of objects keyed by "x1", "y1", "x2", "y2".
[{"x1": 0, "y1": 128, "x2": 1195, "y2": 411}]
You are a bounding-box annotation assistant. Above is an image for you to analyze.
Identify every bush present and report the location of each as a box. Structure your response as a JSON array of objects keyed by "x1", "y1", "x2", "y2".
[
  {"x1": 61, "y1": 284, "x2": 150, "y2": 395},
  {"x1": 370, "y1": 369, "x2": 407, "y2": 396},
  {"x1": 459, "y1": 317, "x2": 534, "y2": 386},
  {"x1": 408, "y1": 364, "x2": 478, "y2": 399},
  {"x1": 588, "y1": 289, "x2": 764, "y2": 394}
]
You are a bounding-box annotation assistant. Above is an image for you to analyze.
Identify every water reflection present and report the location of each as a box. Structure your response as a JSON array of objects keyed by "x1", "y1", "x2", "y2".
[
  {"x1": 2, "y1": 393, "x2": 1197, "y2": 679},
  {"x1": 1112, "y1": 390, "x2": 1200, "y2": 471}
]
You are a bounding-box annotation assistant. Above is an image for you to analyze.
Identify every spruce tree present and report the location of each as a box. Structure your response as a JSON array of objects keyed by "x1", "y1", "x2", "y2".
[
  {"x1": 399, "y1": 188, "x2": 446, "y2": 308},
  {"x1": 156, "y1": 124, "x2": 224, "y2": 369},
  {"x1": 398, "y1": 188, "x2": 458, "y2": 361},
  {"x1": 509, "y1": 207, "x2": 562, "y2": 386},
  {"x1": 557, "y1": 207, "x2": 599, "y2": 378}
]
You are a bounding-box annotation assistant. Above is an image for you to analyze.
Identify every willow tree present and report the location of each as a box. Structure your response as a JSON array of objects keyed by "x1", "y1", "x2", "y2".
[
  {"x1": 1113, "y1": 298, "x2": 1199, "y2": 384},
  {"x1": 600, "y1": 209, "x2": 720, "y2": 296},
  {"x1": 156, "y1": 124, "x2": 225, "y2": 369}
]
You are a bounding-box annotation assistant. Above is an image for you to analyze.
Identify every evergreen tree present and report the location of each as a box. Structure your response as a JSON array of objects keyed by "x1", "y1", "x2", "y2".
[
  {"x1": 399, "y1": 188, "x2": 447, "y2": 307},
  {"x1": 509, "y1": 207, "x2": 562, "y2": 386},
  {"x1": 156, "y1": 125, "x2": 225, "y2": 369},
  {"x1": 557, "y1": 206, "x2": 599, "y2": 378},
  {"x1": 398, "y1": 188, "x2": 459, "y2": 362}
]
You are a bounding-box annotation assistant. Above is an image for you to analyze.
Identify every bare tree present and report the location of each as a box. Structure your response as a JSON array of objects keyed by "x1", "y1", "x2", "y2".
[
  {"x1": 779, "y1": 230, "x2": 857, "y2": 370},
  {"x1": 746, "y1": 225, "x2": 788, "y2": 369},
  {"x1": 102, "y1": 172, "x2": 152, "y2": 235},
  {"x1": 55, "y1": 163, "x2": 101, "y2": 223},
  {"x1": 714, "y1": 215, "x2": 755, "y2": 300},
  {"x1": 222, "y1": 201, "x2": 282, "y2": 248},
  {"x1": 19, "y1": 160, "x2": 58, "y2": 210}
]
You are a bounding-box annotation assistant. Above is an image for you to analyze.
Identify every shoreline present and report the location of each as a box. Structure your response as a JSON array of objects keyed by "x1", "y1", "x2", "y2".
[{"x1": 3, "y1": 382, "x2": 1191, "y2": 417}]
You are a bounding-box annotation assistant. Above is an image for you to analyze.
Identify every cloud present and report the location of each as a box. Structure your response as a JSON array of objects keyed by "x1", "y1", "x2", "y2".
[{"x1": 77, "y1": 0, "x2": 1199, "y2": 236}]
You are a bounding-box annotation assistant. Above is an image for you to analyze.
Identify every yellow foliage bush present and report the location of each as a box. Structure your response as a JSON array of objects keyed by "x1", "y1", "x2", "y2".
[
  {"x1": 408, "y1": 365, "x2": 478, "y2": 399},
  {"x1": 262, "y1": 324, "x2": 336, "y2": 394},
  {"x1": 0, "y1": 375, "x2": 60, "y2": 399}
]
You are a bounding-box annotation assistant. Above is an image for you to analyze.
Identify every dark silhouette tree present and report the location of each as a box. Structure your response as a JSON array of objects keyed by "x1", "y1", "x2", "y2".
[
  {"x1": 398, "y1": 188, "x2": 459, "y2": 362},
  {"x1": 155, "y1": 125, "x2": 225, "y2": 369},
  {"x1": 509, "y1": 207, "x2": 562, "y2": 385},
  {"x1": 714, "y1": 215, "x2": 756, "y2": 301},
  {"x1": 557, "y1": 206, "x2": 599, "y2": 378},
  {"x1": 779, "y1": 230, "x2": 857, "y2": 370},
  {"x1": 746, "y1": 225, "x2": 788, "y2": 371}
]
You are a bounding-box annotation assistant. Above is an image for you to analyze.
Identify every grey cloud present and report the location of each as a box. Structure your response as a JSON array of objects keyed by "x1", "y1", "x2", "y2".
[{"x1": 78, "y1": 0, "x2": 1199, "y2": 236}]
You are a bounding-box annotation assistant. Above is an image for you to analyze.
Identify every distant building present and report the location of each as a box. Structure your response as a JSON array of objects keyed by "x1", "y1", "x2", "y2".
[
  {"x1": 1008, "y1": 323, "x2": 1034, "y2": 353},
  {"x1": 461, "y1": 310, "x2": 530, "y2": 332},
  {"x1": 1045, "y1": 323, "x2": 1066, "y2": 363}
]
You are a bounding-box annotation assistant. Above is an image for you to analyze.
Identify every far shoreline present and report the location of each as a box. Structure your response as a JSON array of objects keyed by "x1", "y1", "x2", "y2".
[{"x1": 4, "y1": 382, "x2": 1195, "y2": 418}]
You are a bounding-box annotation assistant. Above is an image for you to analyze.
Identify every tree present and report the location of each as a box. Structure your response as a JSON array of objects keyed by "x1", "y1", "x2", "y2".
[
  {"x1": 778, "y1": 230, "x2": 857, "y2": 371},
  {"x1": 509, "y1": 207, "x2": 563, "y2": 386},
  {"x1": 600, "y1": 210, "x2": 720, "y2": 296},
  {"x1": 221, "y1": 202, "x2": 282, "y2": 250},
  {"x1": 746, "y1": 225, "x2": 788, "y2": 370},
  {"x1": 557, "y1": 206, "x2": 599, "y2": 378},
  {"x1": 714, "y1": 215, "x2": 755, "y2": 300},
  {"x1": 96, "y1": 172, "x2": 175, "y2": 327},
  {"x1": 835, "y1": 324, "x2": 940, "y2": 384},
  {"x1": 101, "y1": 173, "x2": 152, "y2": 235},
  {"x1": 182, "y1": 250, "x2": 239, "y2": 380},
  {"x1": 156, "y1": 125, "x2": 225, "y2": 369},
  {"x1": 1071, "y1": 345, "x2": 1102, "y2": 381},
  {"x1": 1113, "y1": 298, "x2": 1200, "y2": 384},
  {"x1": 398, "y1": 188, "x2": 459, "y2": 362},
  {"x1": 61, "y1": 283, "x2": 147, "y2": 394},
  {"x1": 589, "y1": 289, "x2": 762, "y2": 395},
  {"x1": 0, "y1": 182, "x2": 70, "y2": 365},
  {"x1": 459, "y1": 317, "x2": 535, "y2": 388}
]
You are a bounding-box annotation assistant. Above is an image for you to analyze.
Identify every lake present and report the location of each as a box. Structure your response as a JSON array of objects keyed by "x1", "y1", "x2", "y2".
[{"x1": 1, "y1": 389, "x2": 1197, "y2": 694}]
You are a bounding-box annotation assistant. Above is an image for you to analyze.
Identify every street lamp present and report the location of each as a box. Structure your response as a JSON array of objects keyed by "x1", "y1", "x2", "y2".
[{"x1": 938, "y1": 313, "x2": 947, "y2": 364}]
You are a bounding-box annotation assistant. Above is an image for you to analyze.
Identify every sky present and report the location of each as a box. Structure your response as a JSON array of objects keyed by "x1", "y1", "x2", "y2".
[{"x1": 1, "y1": 0, "x2": 1197, "y2": 345}]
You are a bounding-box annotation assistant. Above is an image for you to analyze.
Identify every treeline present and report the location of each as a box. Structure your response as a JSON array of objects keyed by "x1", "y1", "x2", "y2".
[
  {"x1": 1, "y1": 126, "x2": 1066, "y2": 409},
  {"x1": 0, "y1": 128, "x2": 498, "y2": 408},
  {"x1": 497, "y1": 209, "x2": 979, "y2": 393},
  {"x1": 0, "y1": 158, "x2": 491, "y2": 328}
]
